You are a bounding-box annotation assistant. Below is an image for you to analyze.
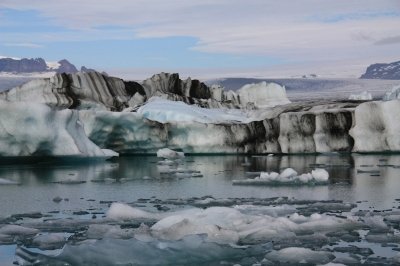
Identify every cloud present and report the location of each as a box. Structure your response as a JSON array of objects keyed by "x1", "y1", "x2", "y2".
[
  {"x1": 1, "y1": 0, "x2": 399, "y2": 72},
  {"x1": 3, "y1": 42, "x2": 43, "y2": 48},
  {"x1": 375, "y1": 35, "x2": 400, "y2": 45}
]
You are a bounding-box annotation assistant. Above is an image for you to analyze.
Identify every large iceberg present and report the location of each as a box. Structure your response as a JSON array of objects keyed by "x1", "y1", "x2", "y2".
[{"x1": 1, "y1": 71, "x2": 400, "y2": 155}]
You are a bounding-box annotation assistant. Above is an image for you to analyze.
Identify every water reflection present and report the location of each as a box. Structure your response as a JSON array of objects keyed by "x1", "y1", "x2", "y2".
[{"x1": 0, "y1": 154, "x2": 399, "y2": 216}]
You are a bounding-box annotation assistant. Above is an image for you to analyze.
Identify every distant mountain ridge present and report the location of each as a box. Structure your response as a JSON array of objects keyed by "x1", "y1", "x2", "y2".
[
  {"x1": 0, "y1": 57, "x2": 97, "y2": 74},
  {"x1": 360, "y1": 60, "x2": 400, "y2": 80}
]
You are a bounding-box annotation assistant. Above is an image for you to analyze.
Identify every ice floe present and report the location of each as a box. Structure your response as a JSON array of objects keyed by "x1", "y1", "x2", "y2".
[{"x1": 232, "y1": 168, "x2": 329, "y2": 185}]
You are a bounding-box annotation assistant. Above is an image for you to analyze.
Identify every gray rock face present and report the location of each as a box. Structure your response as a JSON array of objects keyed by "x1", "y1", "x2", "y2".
[
  {"x1": 56, "y1": 59, "x2": 78, "y2": 73},
  {"x1": 360, "y1": 61, "x2": 400, "y2": 80}
]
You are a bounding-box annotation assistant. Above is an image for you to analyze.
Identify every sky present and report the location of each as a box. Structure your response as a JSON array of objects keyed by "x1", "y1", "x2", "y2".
[{"x1": 0, "y1": 0, "x2": 399, "y2": 79}]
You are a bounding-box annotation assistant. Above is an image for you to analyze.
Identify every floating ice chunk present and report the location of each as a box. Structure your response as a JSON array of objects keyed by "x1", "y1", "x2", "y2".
[
  {"x1": 156, "y1": 148, "x2": 184, "y2": 159},
  {"x1": 311, "y1": 168, "x2": 329, "y2": 182},
  {"x1": 298, "y1": 173, "x2": 313, "y2": 183},
  {"x1": 151, "y1": 214, "x2": 239, "y2": 244},
  {"x1": 32, "y1": 233, "x2": 66, "y2": 250},
  {"x1": 106, "y1": 203, "x2": 162, "y2": 220},
  {"x1": 0, "y1": 178, "x2": 20, "y2": 185},
  {"x1": 363, "y1": 215, "x2": 389, "y2": 231},
  {"x1": 86, "y1": 224, "x2": 135, "y2": 239},
  {"x1": 0, "y1": 225, "x2": 38, "y2": 236},
  {"x1": 16, "y1": 235, "x2": 267, "y2": 266},
  {"x1": 151, "y1": 207, "x2": 243, "y2": 244},
  {"x1": 279, "y1": 168, "x2": 298, "y2": 179},
  {"x1": 259, "y1": 172, "x2": 279, "y2": 180},
  {"x1": 349, "y1": 91, "x2": 372, "y2": 101},
  {"x1": 265, "y1": 247, "x2": 335, "y2": 264},
  {"x1": 233, "y1": 168, "x2": 329, "y2": 185}
]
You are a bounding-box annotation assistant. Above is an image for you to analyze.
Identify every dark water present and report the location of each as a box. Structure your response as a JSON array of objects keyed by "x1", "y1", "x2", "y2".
[{"x1": 1, "y1": 154, "x2": 400, "y2": 265}]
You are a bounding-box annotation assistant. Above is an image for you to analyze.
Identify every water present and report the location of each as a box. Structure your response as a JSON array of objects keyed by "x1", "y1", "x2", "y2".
[{"x1": 1, "y1": 154, "x2": 400, "y2": 265}]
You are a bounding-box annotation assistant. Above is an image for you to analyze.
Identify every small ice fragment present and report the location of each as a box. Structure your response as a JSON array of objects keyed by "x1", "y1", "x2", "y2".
[
  {"x1": 311, "y1": 168, "x2": 329, "y2": 182},
  {"x1": 157, "y1": 148, "x2": 185, "y2": 159},
  {"x1": 279, "y1": 168, "x2": 298, "y2": 179}
]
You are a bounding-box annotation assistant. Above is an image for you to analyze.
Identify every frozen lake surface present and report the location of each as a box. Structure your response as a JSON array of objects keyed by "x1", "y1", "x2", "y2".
[{"x1": 1, "y1": 154, "x2": 400, "y2": 265}]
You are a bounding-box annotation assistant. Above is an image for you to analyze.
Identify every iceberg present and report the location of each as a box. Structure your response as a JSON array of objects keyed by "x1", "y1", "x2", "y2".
[
  {"x1": 156, "y1": 148, "x2": 185, "y2": 159},
  {"x1": 237, "y1": 81, "x2": 291, "y2": 108},
  {"x1": 1, "y1": 71, "x2": 400, "y2": 155},
  {"x1": 265, "y1": 247, "x2": 335, "y2": 264},
  {"x1": 382, "y1": 84, "x2": 400, "y2": 101},
  {"x1": 0, "y1": 100, "x2": 117, "y2": 157},
  {"x1": 348, "y1": 91, "x2": 372, "y2": 101},
  {"x1": 232, "y1": 168, "x2": 329, "y2": 185}
]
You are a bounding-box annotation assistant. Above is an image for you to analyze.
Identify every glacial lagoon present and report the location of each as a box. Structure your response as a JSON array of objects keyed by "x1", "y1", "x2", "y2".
[{"x1": 1, "y1": 154, "x2": 400, "y2": 265}]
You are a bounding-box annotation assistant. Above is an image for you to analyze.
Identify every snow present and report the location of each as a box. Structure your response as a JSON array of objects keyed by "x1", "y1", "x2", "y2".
[
  {"x1": 137, "y1": 97, "x2": 251, "y2": 124},
  {"x1": 232, "y1": 168, "x2": 329, "y2": 185},
  {"x1": 0, "y1": 100, "x2": 118, "y2": 157},
  {"x1": 348, "y1": 91, "x2": 372, "y2": 101},
  {"x1": 237, "y1": 81, "x2": 291, "y2": 108},
  {"x1": 46, "y1": 61, "x2": 61, "y2": 70},
  {"x1": 156, "y1": 148, "x2": 184, "y2": 159}
]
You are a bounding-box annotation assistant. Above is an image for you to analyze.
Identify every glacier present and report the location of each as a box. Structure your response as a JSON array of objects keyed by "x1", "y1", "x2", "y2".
[{"x1": 0, "y1": 71, "x2": 400, "y2": 156}]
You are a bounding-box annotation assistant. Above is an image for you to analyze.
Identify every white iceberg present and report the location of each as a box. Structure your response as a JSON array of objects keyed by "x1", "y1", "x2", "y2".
[
  {"x1": 237, "y1": 81, "x2": 291, "y2": 108},
  {"x1": 348, "y1": 91, "x2": 372, "y2": 101},
  {"x1": 382, "y1": 84, "x2": 400, "y2": 101},
  {"x1": 156, "y1": 148, "x2": 184, "y2": 159},
  {"x1": 232, "y1": 168, "x2": 329, "y2": 185}
]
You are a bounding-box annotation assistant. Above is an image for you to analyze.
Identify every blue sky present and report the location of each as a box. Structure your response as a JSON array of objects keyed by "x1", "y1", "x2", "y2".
[{"x1": 1, "y1": 0, "x2": 399, "y2": 78}]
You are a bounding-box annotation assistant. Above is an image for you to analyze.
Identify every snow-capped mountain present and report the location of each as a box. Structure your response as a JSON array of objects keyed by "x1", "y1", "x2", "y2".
[
  {"x1": 0, "y1": 56, "x2": 97, "y2": 76},
  {"x1": 360, "y1": 60, "x2": 400, "y2": 80},
  {"x1": 0, "y1": 57, "x2": 76, "y2": 73}
]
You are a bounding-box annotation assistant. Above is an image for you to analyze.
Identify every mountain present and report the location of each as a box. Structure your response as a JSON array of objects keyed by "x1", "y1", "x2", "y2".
[
  {"x1": 360, "y1": 60, "x2": 400, "y2": 80},
  {"x1": 0, "y1": 57, "x2": 95, "y2": 74}
]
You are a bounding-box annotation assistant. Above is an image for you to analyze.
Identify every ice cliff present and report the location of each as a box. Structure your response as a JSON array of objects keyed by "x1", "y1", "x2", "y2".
[
  {"x1": 1, "y1": 71, "x2": 400, "y2": 156},
  {"x1": 0, "y1": 100, "x2": 116, "y2": 157}
]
